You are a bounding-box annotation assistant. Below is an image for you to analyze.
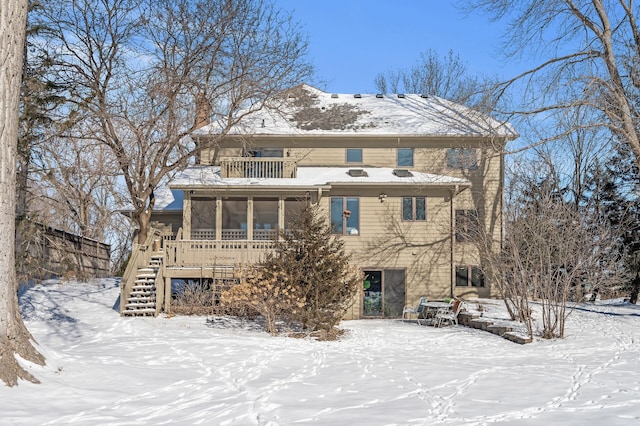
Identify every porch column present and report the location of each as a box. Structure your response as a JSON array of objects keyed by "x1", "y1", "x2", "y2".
[
  {"x1": 164, "y1": 276, "x2": 172, "y2": 315},
  {"x1": 215, "y1": 198, "x2": 222, "y2": 240},
  {"x1": 247, "y1": 198, "x2": 253, "y2": 240},
  {"x1": 278, "y1": 198, "x2": 284, "y2": 230},
  {"x1": 183, "y1": 193, "x2": 191, "y2": 239}
]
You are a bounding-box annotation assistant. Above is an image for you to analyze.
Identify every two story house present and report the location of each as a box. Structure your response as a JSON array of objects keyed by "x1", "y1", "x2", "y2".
[{"x1": 120, "y1": 84, "x2": 515, "y2": 318}]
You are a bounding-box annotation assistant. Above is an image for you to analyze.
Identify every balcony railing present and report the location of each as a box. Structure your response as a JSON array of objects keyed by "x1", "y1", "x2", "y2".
[{"x1": 220, "y1": 157, "x2": 297, "y2": 178}]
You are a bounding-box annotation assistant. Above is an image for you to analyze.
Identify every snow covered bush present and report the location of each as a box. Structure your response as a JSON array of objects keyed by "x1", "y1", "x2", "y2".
[{"x1": 220, "y1": 267, "x2": 305, "y2": 335}]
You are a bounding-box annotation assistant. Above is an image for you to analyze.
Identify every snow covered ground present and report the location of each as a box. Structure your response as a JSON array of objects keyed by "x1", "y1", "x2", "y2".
[{"x1": 3, "y1": 279, "x2": 640, "y2": 425}]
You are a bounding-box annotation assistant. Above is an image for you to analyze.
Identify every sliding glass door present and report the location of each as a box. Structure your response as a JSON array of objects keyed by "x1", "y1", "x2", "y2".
[{"x1": 362, "y1": 269, "x2": 406, "y2": 318}]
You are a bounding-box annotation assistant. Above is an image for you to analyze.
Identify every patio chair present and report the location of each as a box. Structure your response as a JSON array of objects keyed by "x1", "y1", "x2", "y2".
[
  {"x1": 435, "y1": 299, "x2": 464, "y2": 327},
  {"x1": 402, "y1": 296, "x2": 427, "y2": 324}
]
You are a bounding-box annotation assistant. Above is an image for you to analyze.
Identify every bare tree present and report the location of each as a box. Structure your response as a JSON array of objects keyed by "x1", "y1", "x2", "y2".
[
  {"x1": 478, "y1": 163, "x2": 629, "y2": 339},
  {"x1": 373, "y1": 49, "x2": 489, "y2": 106},
  {"x1": 36, "y1": 0, "x2": 312, "y2": 244},
  {"x1": 466, "y1": 0, "x2": 640, "y2": 169},
  {"x1": 0, "y1": 0, "x2": 46, "y2": 386},
  {"x1": 32, "y1": 135, "x2": 120, "y2": 241}
]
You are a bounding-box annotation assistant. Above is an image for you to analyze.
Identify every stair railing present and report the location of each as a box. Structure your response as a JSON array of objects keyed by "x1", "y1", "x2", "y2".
[{"x1": 120, "y1": 227, "x2": 162, "y2": 316}]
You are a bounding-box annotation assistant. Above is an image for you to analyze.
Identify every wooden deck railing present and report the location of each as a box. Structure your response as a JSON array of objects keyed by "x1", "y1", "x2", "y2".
[
  {"x1": 220, "y1": 157, "x2": 297, "y2": 178},
  {"x1": 164, "y1": 239, "x2": 276, "y2": 267}
]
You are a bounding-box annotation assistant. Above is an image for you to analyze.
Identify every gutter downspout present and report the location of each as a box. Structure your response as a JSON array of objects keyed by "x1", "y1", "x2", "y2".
[{"x1": 450, "y1": 184, "x2": 459, "y2": 299}]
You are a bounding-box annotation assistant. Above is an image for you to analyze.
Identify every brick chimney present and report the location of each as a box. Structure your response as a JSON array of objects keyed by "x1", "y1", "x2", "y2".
[
  {"x1": 194, "y1": 93, "x2": 212, "y2": 165},
  {"x1": 194, "y1": 92, "x2": 211, "y2": 129}
]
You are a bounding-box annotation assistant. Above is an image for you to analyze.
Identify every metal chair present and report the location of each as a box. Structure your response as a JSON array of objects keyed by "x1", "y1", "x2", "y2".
[
  {"x1": 402, "y1": 296, "x2": 427, "y2": 324},
  {"x1": 435, "y1": 299, "x2": 464, "y2": 327}
]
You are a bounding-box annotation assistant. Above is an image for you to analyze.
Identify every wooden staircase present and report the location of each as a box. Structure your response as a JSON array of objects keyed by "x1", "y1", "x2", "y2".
[{"x1": 122, "y1": 253, "x2": 163, "y2": 317}]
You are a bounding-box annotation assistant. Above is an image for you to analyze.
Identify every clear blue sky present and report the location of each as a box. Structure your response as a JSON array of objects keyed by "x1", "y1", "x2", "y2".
[{"x1": 277, "y1": 0, "x2": 528, "y2": 94}]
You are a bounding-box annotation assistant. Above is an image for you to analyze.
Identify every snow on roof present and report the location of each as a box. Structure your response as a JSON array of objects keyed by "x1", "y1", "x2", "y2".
[
  {"x1": 167, "y1": 165, "x2": 467, "y2": 189},
  {"x1": 153, "y1": 187, "x2": 184, "y2": 211},
  {"x1": 194, "y1": 84, "x2": 516, "y2": 138},
  {"x1": 154, "y1": 166, "x2": 468, "y2": 211}
]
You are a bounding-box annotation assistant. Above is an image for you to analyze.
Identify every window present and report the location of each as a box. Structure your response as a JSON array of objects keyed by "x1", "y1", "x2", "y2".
[
  {"x1": 247, "y1": 148, "x2": 283, "y2": 158},
  {"x1": 284, "y1": 197, "x2": 307, "y2": 229},
  {"x1": 397, "y1": 148, "x2": 414, "y2": 167},
  {"x1": 455, "y1": 209, "x2": 478, "y2": 242},
  {"x1": 253, "y1": 198, "x2": 278, "y2": 240},
  {"x1": 456, "y1": 266, "x2": 485, "y2": 287},
  {"x1": 346, "y1": 148, "x2": 363, "y2": 163},
  {"x1": 402, "y1": 197, "x2": 426, "y2": 221},
  {"x1": 222, "y1": 198, "x2": 247, "y2": 240},
  {"x1": 447, "y1": 148, "x2": 478, "y2": 170},
  {"x1": 191, "y1": 197, "x2": 216, "y2": 239},
  {"x1": 331, "y1": 197, "x2": 360, "y2": 235}
]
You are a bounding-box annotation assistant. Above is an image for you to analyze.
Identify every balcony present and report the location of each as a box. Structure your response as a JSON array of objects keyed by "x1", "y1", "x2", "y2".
[{"x1": 220, "y1": 157, "x2": 297, "y2": 178}]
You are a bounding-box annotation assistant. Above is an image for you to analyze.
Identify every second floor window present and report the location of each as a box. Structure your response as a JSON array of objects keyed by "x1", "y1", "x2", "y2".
[
  {"x1": 397, "y1": 148, "x2": 414, "y2": 167},
  {"x1": 455, "y1": 209, "x2": 479, "y2": 242},
  {"x1": 247, "y1": 148, "x2": 283, "y2": 158},
  {"x1": 331, "y1": 197, "x2": 360, "y2": 235},
  {"x1": 447, "y1": 148, "x2": 478, "y2": 170},
  {"x1": 402, "y1": 197, "x2": 426, "y2": 221},
  {"x1": 346, "y1": 148, "x2": 363, "y2": 163}
]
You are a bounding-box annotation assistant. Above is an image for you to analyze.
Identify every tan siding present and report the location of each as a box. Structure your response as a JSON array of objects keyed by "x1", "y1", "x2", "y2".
[
  {"x1": 320, "y1": 190, "x2": 457, "y2": 306},
  {"x1": 164, "y1": 133, "x2": 506, "y2": 311}
]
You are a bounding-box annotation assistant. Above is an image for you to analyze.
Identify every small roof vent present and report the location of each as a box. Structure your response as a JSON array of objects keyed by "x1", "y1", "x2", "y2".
[
  {"x1": 347, "y1": 169, "x2": 368, "y2": 177},
  {"x1": 397, "y1": 94, "x2": 405, "y2": 99},
  {"x1": 354, "y1": 94, "x2": 362, "y2": 98},
  {"x1": 376, "y1": 94, "x2": 383, "y2": 98},
  {"x1": 331, "y1": 93, "x2": 338, "y2": 98},
  {"x1": 393, "y1": 169, "x2": 413, "y2": 177}
]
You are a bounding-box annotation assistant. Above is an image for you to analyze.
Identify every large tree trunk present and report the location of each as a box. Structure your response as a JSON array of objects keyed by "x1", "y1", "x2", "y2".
[{"x1": 0, "y1": 0, "x2": 45, "y2": 387}]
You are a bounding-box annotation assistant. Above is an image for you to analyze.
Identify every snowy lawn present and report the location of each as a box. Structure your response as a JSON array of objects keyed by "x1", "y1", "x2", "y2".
[{"x1": 2, "y1": 278, "x2": 640, "y2": 425}]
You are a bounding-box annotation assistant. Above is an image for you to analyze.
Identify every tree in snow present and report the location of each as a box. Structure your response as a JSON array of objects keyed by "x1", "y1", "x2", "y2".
[
  {"x1": 0, "y1": 0, "x2": 46, "y2": 386},
  {"x1": 477, "y1": 163, "x2": 629, "y2": 338},
  {"x1": 466, "y1": 0, "x2": 640, "y2": 171},
  {"x1": 34, "y1": 0, "x2": 312, "y2": 244},
  {"x1": 263, "y1": 205, "x2": 363, "y2": 335}
]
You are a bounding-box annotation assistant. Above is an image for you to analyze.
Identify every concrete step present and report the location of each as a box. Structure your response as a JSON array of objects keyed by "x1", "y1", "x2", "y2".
[
  {"x1": 504, "y1": 332, "x2": 533, "y2": 344},
  {"x1": 487, "y1": 324, "x2": 514, "y2": 336}
]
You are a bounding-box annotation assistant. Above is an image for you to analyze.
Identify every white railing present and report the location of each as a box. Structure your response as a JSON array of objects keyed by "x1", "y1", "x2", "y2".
[{"x1": 220, "y1": 157, "x2": 297, "y2": 178}]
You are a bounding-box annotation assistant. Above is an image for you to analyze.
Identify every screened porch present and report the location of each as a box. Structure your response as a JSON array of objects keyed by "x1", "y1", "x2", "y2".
[{"x1": 187, "y1": 196, "x2": 308, "y2": 241}]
